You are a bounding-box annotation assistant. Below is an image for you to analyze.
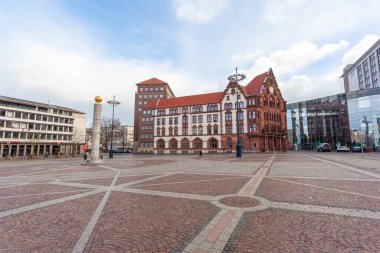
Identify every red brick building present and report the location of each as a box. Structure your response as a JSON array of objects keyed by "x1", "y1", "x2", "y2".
[
  {"x1": 136, "y1": 69, "x2": 287, "y2": 154},
  {"x1": 133, "y1": 78, "x2": 175, "y2": 152}
]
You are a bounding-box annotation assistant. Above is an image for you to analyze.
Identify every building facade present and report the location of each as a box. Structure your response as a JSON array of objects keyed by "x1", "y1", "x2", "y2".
[
  {"x1": 346, "y1": 88, "x2": 380, "y2": 147},
  {"x1": 133, "y1": 78, "x2": 175, "y2": 153},
  {"x1": 342, "y1": 39, "x2": 380, "y2": 93},
  {"x1": 0, "y1": 96, "x2": 86, "y2": 158},
  {"x1": 115, "y1": 125, "x2": 134, "y2": 151},
  {"x1": 286, "y1": 93, "x2": 350, "y2": 150},
  {"x1": 141, "y1": 69, "x2": 287, "y2": 154},
  {"x1": 342, "y1": 39, "x2": 380, "y2": 148}
]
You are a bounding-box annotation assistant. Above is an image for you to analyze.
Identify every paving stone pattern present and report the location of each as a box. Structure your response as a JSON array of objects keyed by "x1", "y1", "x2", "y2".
[{"x1": 0, "y1": 152, "x2": 379, "y2": 252}]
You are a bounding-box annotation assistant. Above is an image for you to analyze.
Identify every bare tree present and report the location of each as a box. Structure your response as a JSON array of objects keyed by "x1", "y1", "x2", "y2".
[
  {"x1": 100, "y1": 117, "x2": 121, "y2": 151},
  {"x1": 115, "y1": 126, "x2": 129, "y2": 150},
  {"x1": 71, "y1": 127, "x2": 85, "y2": 157}
]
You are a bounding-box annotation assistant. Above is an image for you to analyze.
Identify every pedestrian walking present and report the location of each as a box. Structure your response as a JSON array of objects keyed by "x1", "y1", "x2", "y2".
[{"x1": 199, "y1": 150, "x2": 202, "y2": 158}]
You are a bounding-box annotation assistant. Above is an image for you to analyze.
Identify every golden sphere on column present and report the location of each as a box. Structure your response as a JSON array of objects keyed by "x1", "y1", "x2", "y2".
[{"x1": 95, "y1": 96, "x2": 102, "y2": 103}]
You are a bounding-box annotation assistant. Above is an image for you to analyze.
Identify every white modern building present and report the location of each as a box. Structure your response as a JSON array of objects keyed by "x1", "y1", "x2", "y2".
[
  {"x1": 342, "y1": 39, "x2": 380, "y2": 92},
  {"x1": 341, "y1": 39, "x2": 380, "y2": 147},
  {"x1": 0, "y1": 96, "x2": 86, "y2": 158},
  {"x1": 115, "y1": 125, "x2": 134, "y2": 150}
]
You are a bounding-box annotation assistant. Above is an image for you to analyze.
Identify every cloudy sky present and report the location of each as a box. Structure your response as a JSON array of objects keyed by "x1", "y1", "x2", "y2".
[{"x1": 0, "y1": 0, "x2": 379, "y2": 125}]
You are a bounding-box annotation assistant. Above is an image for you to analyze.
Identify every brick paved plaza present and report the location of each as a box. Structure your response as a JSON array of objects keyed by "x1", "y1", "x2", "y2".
[{"x1": 0, "y1": 152, "x2": 379, "y2": 253}]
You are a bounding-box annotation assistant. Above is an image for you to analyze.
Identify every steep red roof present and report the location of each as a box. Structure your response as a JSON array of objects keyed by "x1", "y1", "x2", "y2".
[
  {"x1": 137, "y1": 77, "x2": 167, "y2": 85},
  {"x1": 156, "y1": 92, "x2": 224, "y2": 109},
  {"x1": 242, "y1": 72, "x2": 267, "y2": 95},
  {"x1": 143, "y1": 100, "x2": 157, "y2": 109}
]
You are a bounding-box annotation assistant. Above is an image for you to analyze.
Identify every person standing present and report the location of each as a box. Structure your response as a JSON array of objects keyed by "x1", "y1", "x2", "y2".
[{"x1": 199, "y1": 150, "x2": 202, "y2": 158}]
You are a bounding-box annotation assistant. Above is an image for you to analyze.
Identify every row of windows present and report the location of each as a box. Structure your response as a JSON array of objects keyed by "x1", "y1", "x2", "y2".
[
  {"x1": 157, "y1": 117, "x2": 179, "y2": 125},
  {"x1": 0, "y1": 110, "x2": 74, "y2": 124},
  {"x1": 0, "y1": 131, "x2": 73, "y2": 141},
  {"x1": 225, "y1": 112, "x2": 244, "y2": 121},
  {"x1": 156, "y1": 124, "x2": 219, "y2": 136},
  {"x1": 140, "y1": 142, "x2": 153, "y2": 148},
  {"x1": 156, "y1": 137, "x2": 219, "y2": 149},
  {"x1": 141, "y1": 125, "x2": 154, "y2": 130},
  {"x1": 264, "y1": 112, "x2": 282, "y2": 122},
  {"x1": 138, "y1": 94, "x2": 164, "y2": 99},
  {"x1": 0, "y1": 120, "x2": 74, "y2": 132},
  {"x1": 0, "y1": 101, "x2": 73, "y2": 116},
  {"x1": 157, "y1": 104, "x2": 220, "y2": 116},
  {"x1": 141, "y1": 134, "x2": 154, "y2": 139},
  {"x1": 139, "y1": 87, "x2": 164, "y2": 92},
  {"x1": 141, "y1": 117, "x2": 153, "y2": 122},
  {"x1": 224, "y1": 102, "x2": 244, "y2": 110}
]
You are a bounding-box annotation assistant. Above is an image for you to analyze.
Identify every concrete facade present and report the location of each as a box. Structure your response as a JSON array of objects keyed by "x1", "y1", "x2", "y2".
[{"x1": 0, "y1": 95, "x2": 86, "y2": 158}]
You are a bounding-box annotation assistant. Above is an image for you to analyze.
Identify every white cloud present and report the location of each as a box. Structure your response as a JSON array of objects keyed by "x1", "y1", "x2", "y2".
[
  {"x1": 262, "y1": 0, "x2": 305, "y2": 25},
  {"x1": 231, "y1": 50, "x2": 261, "y2": 63},
  {"x1": 342, "y1": 34, "x2": 380, "y2": 66},
  {"x1": 172, "y1": 0, "x2": 229, "y2": 23},
  {"x1": 244, "y1": 40, "x2": 349, "y2": 78},
  {"x1": 279, "y1": 71, "x2": 343, "y2": 103}
]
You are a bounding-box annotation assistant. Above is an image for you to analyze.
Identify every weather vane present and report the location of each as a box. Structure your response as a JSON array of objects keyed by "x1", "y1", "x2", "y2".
[{"x1": 228, "y1": 67, "x2": 246, "y2": 83}]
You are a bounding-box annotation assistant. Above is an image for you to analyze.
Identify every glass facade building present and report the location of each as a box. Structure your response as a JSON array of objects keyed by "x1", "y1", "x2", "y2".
[
  {"x1": 346, "y1": 87, "x2": 380, "y2": 147},
  {"x1": 287, "y1": 93, "x2": 350, "y2": 150}
]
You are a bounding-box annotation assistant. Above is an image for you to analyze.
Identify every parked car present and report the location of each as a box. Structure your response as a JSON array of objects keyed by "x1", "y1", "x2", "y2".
[
  {"x1": 337, "y1": 145, "x2": 350, "y2": 152},
  {"x1": 351, "y1": 146, "x2": 362, "y2": 153},
  {"x1": 317, "y1": 143, "x2": 331, "y2": 152}
]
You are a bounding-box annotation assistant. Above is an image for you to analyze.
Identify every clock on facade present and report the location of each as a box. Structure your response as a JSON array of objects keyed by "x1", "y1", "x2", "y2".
[{"x1": 269, "y1": 87, "x2": 274, "y2": 93}]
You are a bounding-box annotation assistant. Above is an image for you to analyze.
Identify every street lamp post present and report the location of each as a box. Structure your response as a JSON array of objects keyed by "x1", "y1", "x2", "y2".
[
  {"x1": 228, "y1": 67, "x2": 246, "y2": 158},
  {"x1": 107, "y1": 96, "x2": 120, "y2": 159}
]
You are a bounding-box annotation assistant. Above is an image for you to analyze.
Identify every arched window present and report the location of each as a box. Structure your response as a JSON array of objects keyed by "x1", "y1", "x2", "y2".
[
  {"x1": 208, "y1": 138, "x2": 218, "y2": 149},
  {"x1": 156, "y1": 139, "x2": 165, "y2": 149},
  {"x1": 161, "y1": 127, "x2": 166, "y2": 136},
  {"x1": 169, "y1": 126, "x2": 173, "y2": 136},
  {"x1": 193, "y1": 138, "x2": 203, "y2": 149},
  {"x1": 207, "y1": 124, "x2": 212, "y2": 135},
  {"x1": 192, "y1": 125, "x2": 197, "y2": 135},
  {"x1": 225, "y1": 103, "x2": 233, "y2": 110},
  {"x1": 213, "y1": 124, "x2": 218, "y2": 134},
  {"x1": 169, "y1": 138, "x2": 178, "y2": 149},
  {"x1": 156, "y1": 127, "x2": 160, "y2": 136},
  {"x1": 182, "y1": 115, "x2": 188, "y2": 123},
  {"x1": 174, "y1": 126, "x2": 178, "y2": 136},
  {"x1": 198, "y1": 125, "x2": 203, "y2": 135},
  {"x1": 181, "y1": 138, "x2": 190, "y2": 149},
  {"x1": 239, "y1": 101, "x2": 244, "y2": 108}
]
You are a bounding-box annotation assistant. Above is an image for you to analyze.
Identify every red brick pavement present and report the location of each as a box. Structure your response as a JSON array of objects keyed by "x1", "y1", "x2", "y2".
[
  {"x1": 68, "y1": 177, "x2": 114, "y2": 186},
  {"x1": 133, "y1": 173, "x2": 246, "y2": 185},
  {"x1": 220, "y1": 196, "x2": 260, "y2": 208},
  {"x1": 84, "y1": 191, "x2": 219, "y2": 252},
  {"x1": 279, "y1": 178, "x2": 380, "y2": 197},
  {"x1": 257, "y1": 178, "x2": 380, "y2": 211},
  {"x1": 0, "y1": 183, "x2": 88, "y2": 197},
  {"x1": 224, "y1": 209, "x2": 380, "y2": 253},
  {"x1": 132, "y1": 177, "x2": 250, "y2": 196},
  {"x1": 0, "y1": 191, "x2": 90, "y2": 211},
  {"x1": 0, "y1": 193, "x2": 104, "y2": 252},
  {"x1": 115, "y1": 174, "x2": 158, "y2": 185}
]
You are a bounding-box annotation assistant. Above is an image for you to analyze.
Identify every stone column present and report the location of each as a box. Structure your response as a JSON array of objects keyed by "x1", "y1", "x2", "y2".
[
  {"x1": 0, "y1": 144, "x2": 3, "y2": 158},
  {"x1": 16, "y1": 144, "x2": 20, "y2": 157},
  {"x1": 23, "y1": 145, "x2": 27, "y2": 157},
  {"x1": 91, "y1": 96, "x2": 103, "y2": 163}
]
